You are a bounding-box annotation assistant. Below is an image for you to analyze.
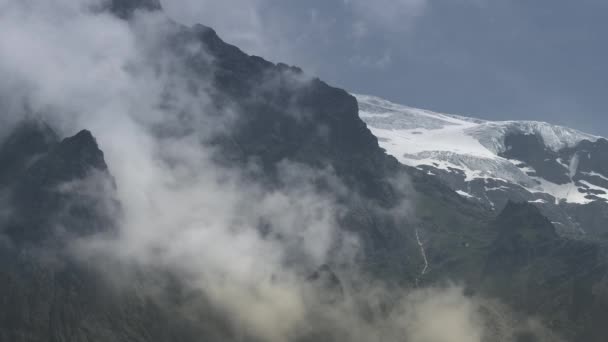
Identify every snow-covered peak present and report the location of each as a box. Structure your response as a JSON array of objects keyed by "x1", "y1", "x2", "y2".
[
  {"x1": 356, "y1": 94, "x2": 606, "y2": 207},
  {"x1": 467, "y1": 120, "x2": 600, "y2": 154},
  {"x1": 356, "y1": 94, "x2": 600, "y2": 155}
]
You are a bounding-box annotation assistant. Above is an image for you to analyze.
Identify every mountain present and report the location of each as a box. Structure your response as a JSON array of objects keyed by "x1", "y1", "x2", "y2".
[
  {"x1": 357, "y1": 94, "x2": 608, "y2": 239},
  {"x1": 480, "y1": 201, "x2": 606, "y2": 342},
  {"x1": 1, "y1": 1, "x2": 608, "y2": 341},
  {"x1": 0, "y1": 121, "x2": 116, "y2": 245}
]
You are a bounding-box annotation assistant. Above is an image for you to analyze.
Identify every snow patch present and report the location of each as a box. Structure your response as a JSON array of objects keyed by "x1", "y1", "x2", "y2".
[
  {"x1": 356, "y1": 94, "x2": 605, "y2": 205},
  {"x1": 582, "y1": 171, "x2": 608, "y2": 183},
  {"x1": 569, "y1": 153, "x2": 580, "y2": 179},
  {"x1": 357, "y1": 94, "x2": 600, "y2": 156},
  {"x1": 529, "y1": 177, "x2": 592, "y2": 205},
  {"x1": 456, "y1": 190, "x2": 475, "y2": 199},
  {"x1": 578, "y1": 180, "x2": 608, "y2": 201}
]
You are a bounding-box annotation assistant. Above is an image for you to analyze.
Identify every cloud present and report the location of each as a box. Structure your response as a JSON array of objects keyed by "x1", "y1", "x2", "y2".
[
  {"x1": 0, "y1": 1, "x2": 561, "y2": 341},
  {"x1": 344, "y1": 0, "x2": 428, "y2": 32},
  {"x1": 161, "y1": 0, "x2": 282, "y2": 60},
  {"x1": 0, "y1": 1, "x2": 355, "y2": 339},
  {"x1": 158, "y1": 0, "x2": 427, "y2": 76},
  {"x1": 349, "y1": 50, "x2": 393, "y2": 69},
  {"x1": 403, "y1": 286, "x2": 483, "y2": 342}
]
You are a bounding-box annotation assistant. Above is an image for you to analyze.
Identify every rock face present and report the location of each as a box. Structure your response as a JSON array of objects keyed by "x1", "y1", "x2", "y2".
[
  {"x1": 358, "y1": 94, "x2": 608, "y2": 238},
  {"x1": 0, "y1": 122, "x2": 233, "y2": 342},
  {"x1": 1, "y1": 1, "x2": 608, "y2": 342},
  {"x1": 481, "y1": 202, "x2": 607, "y2": 342},
  {"x1": 0, "y1": 121, "x2": 115, "y2": 245},
  {"x1": 500, "y1": 133, "x2": 571, "y2": 184}
]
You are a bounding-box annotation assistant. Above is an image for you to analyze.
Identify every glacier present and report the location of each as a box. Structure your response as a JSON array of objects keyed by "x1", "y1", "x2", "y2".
[{"x1": 356, "y1": 94, "x2": 606, "y2": 206}]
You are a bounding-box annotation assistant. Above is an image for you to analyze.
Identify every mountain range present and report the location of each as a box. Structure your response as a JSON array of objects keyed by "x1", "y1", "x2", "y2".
[
  {"x1": 358, "y1": 94, "x2": 608, "y2": 239},
  {"x1": 1, "y1": 1, "x2": 607, "y2": 341}
]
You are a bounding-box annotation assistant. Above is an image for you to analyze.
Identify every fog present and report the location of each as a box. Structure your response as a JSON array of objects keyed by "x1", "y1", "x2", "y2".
[{"x1": 0, "y1": 1, "x2": 558, "y2": 341}]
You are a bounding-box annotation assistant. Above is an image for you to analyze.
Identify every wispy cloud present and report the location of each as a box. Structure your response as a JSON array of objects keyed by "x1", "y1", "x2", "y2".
[
  {"x1": 0, "y1": 1, "x2": 559, "y2": 341},
  {"x1": 349, "y1": 49, "x2": 393, "y2": 69},
  {"x1": 159, "y1": 0, "x2": 427, "y2": 74},
  {"x1": 344, "y1": 0, "x2": 428, "y2": 32}
]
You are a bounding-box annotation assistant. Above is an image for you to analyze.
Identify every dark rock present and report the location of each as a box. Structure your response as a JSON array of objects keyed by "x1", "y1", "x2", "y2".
[
  {"x1": 1, "y1": 7, "x2": 608, "y2": 342},
  {"x1": 500, "y1": 133, "x2": 570, "y2": 184},
  {"x1": 0, "y1": 125, "x2": 115, "y2": 245}
]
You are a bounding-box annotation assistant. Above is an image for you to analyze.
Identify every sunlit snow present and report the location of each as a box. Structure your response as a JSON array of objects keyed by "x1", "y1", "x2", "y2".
[{"x1": 356, "y1": 94, "x2": 605, "y2": 205}]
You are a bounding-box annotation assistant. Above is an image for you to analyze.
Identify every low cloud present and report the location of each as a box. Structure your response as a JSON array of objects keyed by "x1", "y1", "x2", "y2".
[
  {"x1": 0, "y1": 1, "x2": 558, "y2": 342},
  {"x1": 344, "y1": 0, "x2": 428, "y2": 32},
  {"x1": 349, "y1": 50, "x2": 394, "y2": 69}
]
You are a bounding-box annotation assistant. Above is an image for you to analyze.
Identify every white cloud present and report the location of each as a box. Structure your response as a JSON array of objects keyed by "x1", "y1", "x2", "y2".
[
  {"x1": 344, "y1": 0, "x2": 428, "y2": 32},
  {"x1": 349, "y1": 49, "x2": 393, "y2": 69},
  {"x1": 0, "y1": 1, "x2": 559, "y2": 342}
]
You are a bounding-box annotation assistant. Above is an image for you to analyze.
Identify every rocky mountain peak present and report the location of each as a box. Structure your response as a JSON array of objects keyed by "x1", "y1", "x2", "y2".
[
  {"x1": 357, "y1": 94, "x2": 608, "y2": 238},
  {"x1": 1, "y1": 124, "x2": 114, "y2": 244}
]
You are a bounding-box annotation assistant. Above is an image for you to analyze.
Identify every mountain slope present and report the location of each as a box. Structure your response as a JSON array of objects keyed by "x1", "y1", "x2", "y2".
[
  {"x1": 1, "y1": 1, "x2": 608, "y2": 341},
  {"x1": 0, "y1": 121, "x2": 116, "y2": 245},
  {"x1": 357, "y1": 94, "x2": 608, "y2": 238}
]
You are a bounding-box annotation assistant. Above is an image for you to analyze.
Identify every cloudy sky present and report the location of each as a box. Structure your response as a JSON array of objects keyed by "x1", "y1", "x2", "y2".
[{"x1": 161, "y1": 0, "x2": 608, "y2": 136}]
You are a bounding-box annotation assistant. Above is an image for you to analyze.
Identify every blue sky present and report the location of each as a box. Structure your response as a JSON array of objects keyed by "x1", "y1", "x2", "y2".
[{"x1": 163, "y1": 0, "x2": 608, "y2": 136}]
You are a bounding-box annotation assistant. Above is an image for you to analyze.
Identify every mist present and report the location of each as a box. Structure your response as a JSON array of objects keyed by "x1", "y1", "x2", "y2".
[{"x1": 0, "y1": 1, "x2": 558, "y2": 341}]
